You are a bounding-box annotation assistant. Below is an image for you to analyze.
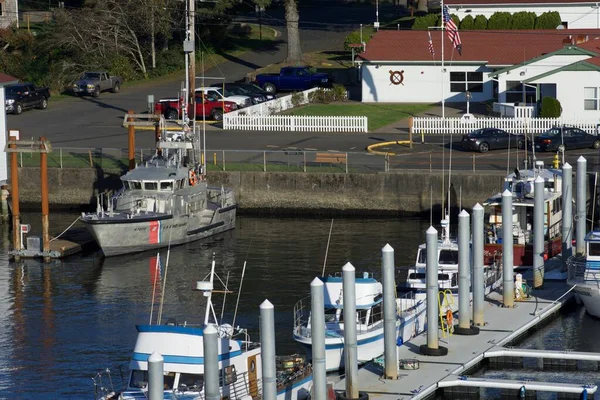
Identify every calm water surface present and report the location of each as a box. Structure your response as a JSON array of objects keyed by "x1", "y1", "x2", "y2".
[{"x1": 0, "y1": 214, "x2": 599, "y2": 399}]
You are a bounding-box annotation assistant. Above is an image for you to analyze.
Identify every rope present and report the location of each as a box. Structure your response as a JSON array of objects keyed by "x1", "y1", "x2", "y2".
[{"x1": 50, "y1": 216, "x2": 81, "y2": 242}]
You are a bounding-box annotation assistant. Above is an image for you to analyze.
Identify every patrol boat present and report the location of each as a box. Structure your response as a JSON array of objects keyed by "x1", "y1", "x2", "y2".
[{"x1": 81, "y1": 127, "x2": 237, "y2": 256}]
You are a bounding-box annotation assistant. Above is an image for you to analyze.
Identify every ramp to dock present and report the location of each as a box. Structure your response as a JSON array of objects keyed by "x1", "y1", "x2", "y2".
[{"x1": 438, "y1": 375, "x2": 597, "y2": 394}]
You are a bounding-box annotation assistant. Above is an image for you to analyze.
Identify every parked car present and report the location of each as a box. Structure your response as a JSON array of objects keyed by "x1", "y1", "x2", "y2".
[
  {"x1": 210, "y1": 83, "x2": 270, "y2": 104},
  {"x1": 72, "y1": 71, "x2": 123, "y2": 97},
  {"x1": 195, "y1": 87, "x2": 252, "y2": 109},
  {"x1": 461, "y1": 128, "x2": 526, "y2": 153},
  {"x1": 154, "y1": 95, "x2": 237, "y2": 121},
  {"x1": 5, "y1": 83, "x2": 50, "y2": 115},
  {"x1": 255, "y1": 66, "x2": 333, "y2": 93},
  {"x1": 533, "y1": 126, "x2": 600, "y2": 152},
  {"x1": 234, "y1": 82, "x2": 277, "y2": 101}
]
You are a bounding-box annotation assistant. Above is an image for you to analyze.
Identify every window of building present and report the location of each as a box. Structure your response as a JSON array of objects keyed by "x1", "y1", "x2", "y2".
[
  {"x1": 506, "y1": 81, "x2": 536, "y2": 103},
  {"x1": 584, "y1": 87, "x2": 599, "y2": 110},
  {"x1": 450, "y1": 71, "x2": 483, "y2": 93}
]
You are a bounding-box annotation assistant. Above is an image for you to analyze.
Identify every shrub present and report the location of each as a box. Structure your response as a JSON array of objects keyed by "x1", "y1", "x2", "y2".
[
  {"x1": 488, "y1": 12, "x2": 513, "y2": 29},
  {"x1": 308, "y1": 88, "x2": 334, "y2": 104},
  {"x1": 473, "y1": 15, "x2": 488, "y2": 29},
  {"x1": 343, "y1": 26, "x2": 374, "y2": 51},
  {"x1": 291, "y1": 91, "x2": 305, "y2": 107},
  {"x1": 540, "y1": 96, "x2": 562, "y2": 117},
  {"x1": 511, "y1": 11, "x2": 536, "y2": 29},
  {"x1": 412, "y1": 13, "x2": 440, "y2": 30},
  {"x1": 151, "y1": 48, "x2": 185, "y2": 77},
  {"x1": 460, "y1": 15, "x2": 475, "y2": 30},
  {"x1": 331, "y1": 84, "x2": 347, "y2": 101},
  {"x1": 535, "y1": 11, "x2": 562, "y2": 29}
]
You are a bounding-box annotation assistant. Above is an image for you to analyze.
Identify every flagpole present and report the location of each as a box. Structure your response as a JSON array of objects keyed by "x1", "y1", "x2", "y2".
[{"x1": 441, "y1": 0, "x2": 445, "y2": 119}]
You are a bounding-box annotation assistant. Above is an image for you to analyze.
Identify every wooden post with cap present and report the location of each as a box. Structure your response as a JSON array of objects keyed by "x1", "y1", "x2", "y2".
[
  {"x1": 9, "y1": 135, "x2": 20, "y2": 252},
  {"x1": 40, "y1": 136, "x2": 50, "y2": 259},
  {"x1": 128, "y1": 110, "x2": 136, "y2": 170}
]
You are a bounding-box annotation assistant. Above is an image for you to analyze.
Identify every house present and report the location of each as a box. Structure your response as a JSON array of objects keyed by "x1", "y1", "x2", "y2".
[
  {"x1": 446, "y1": 0, "x2": 600, "y2": 29},
  {"x1": 357, "y1": 29, "x2": 600, "y2": 120},
  {"x1": 0, "y1": 0, "x2": 19, "y2": 29},
  {"x1": 0, "y1": 72, "x2": 18, "y2": 184}
]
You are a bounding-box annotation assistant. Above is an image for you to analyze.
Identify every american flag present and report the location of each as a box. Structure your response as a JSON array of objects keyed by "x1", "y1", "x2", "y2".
[
  {"x1": 428, "y1": 31, "x2": 435, "y2": 57},
  {"x1": 443, "y1": 5, "x2": 462, "y2": 55}
]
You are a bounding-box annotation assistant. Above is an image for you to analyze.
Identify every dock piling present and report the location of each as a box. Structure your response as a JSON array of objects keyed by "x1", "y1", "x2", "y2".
[
  {"x1": 0, "y1": 184, "x2": 8, "y2": 221},
  {"x1": 310, "y1": 278, "x2": 327, "y2": 400},
  {"x1": 381, "y1": 244, "x2": 398, "y2": 379},
  {"x1": 9, "y1": 135, "x2": 20, "y2": 252},
  {"x1": 40, "y1": 136, "x2": 50, "y2": 260},
  {"x1": 562, "y1": 163, "x2": 573, "y2": 269},
  {"x1": 260, "y1": 300, "x2": 277, "y2": 400},
  {"x1": 576, "y1": 156, "x2": 587, "y2": 256},
  {"x1": 455, "y1": 210, "x2": 479, "y2": 335},
  {"x1": 342, "y1": 262, "x2": 359, "y2": 398},
  {"x1": 502, "y1": 189, "x2": 515, "y2": 308},
  {"x1": 147, "y1": 351, "x2": 164, "y2": 400},
  {"x1": 533, "y1": 176, "x2": 545, "y2": 288},
  {"x1": 472, "y1": 203, "x2": 485, "y2": 326},
  {"x1": 203, "y1": 324, "x2": 220, "y2": 400}
]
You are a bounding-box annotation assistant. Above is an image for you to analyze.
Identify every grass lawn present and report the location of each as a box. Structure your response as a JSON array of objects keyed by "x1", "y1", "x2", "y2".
[{"x1": 283, "y1": 103, "x2": 434, "y2": 131}]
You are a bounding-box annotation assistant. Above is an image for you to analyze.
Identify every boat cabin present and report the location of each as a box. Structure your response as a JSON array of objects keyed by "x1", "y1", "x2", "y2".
[{"x1": 408, "y1": 243, "x2": 460, "y2": 289}]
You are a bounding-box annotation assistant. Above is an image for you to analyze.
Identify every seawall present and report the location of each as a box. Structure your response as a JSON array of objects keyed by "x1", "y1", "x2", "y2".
[{"x1": 15, "y1": 168, "x2": 508, "y2": 215}]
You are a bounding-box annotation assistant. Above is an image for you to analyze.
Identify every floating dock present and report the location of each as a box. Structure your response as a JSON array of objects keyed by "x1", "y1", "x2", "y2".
[{"x1": 334, "y1": 277, "x2": 596, "y2": 399}]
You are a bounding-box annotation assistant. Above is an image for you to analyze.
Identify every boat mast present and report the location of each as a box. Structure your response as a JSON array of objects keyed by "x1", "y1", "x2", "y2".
[{"x1": 204, "y1": 256, "x2": 217, "y2": 326}]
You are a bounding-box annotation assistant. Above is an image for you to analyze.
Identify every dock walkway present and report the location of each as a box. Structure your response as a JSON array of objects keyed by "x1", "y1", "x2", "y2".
[{"x1": 335, "y1": 281, "x2": 590, "y2": 399}]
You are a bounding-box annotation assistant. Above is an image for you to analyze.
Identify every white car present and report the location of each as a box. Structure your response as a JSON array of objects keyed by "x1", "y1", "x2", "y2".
[{"x1": 195, "y1": 87, "x2": 252, "y2": 108}]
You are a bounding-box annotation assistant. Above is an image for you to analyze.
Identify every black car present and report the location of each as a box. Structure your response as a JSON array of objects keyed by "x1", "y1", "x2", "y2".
[
  {"x1": 533, "y1": 126, "x2": 600, "y2": 152},
  {"x1": 5, "y1": 83, "x2": 50, "y2": 115},
  {"x1": 210, "y1": 83, "x2": 269, "y2": 105},
  {"x1": 461, "y1": 128, "x2": 526, "y2": 153},
  {"x1": 234, "y1": 82, "x2": 277, "y2": 101}
]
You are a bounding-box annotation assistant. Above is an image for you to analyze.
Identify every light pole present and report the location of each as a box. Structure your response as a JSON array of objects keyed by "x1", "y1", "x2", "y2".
[
  {"x1": 375, "y1": 0, "x2": 379, "y2": 31},
  {"x1": 465, "y1": 91, "x2": 471, "y2": 115}
]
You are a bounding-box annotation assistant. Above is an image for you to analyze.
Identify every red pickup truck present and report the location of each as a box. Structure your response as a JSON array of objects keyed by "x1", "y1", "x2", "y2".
[{"x1": 154, "y1": 95, "x2": 238, "y2": 121}]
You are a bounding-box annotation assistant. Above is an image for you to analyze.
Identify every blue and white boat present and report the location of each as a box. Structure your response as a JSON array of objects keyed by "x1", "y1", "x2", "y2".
[
  {"x1": 93, "y1": 257, "x2": 313, "y2": 400},
  {"x1": 568, "y1": 230, "x2": 600, "y2": 318},
  {"x1": 292, "y1": 271, "x2": 426, "y2": 372}
]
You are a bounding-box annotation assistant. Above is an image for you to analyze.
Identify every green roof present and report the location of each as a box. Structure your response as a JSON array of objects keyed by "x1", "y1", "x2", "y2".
[{"x1": 524, "y1": 60, "x2": 600, "y2": 83}]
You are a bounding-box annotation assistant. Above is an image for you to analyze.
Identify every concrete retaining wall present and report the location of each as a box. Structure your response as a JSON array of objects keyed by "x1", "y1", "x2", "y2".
[{"x1": 15, "y1": 168, "x2": 507, "y2": 215}]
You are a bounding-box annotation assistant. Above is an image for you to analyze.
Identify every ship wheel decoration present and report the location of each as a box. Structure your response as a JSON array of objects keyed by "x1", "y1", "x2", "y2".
[{"x1": 389, "y1": 70, "x2": 405, "y2": 86}]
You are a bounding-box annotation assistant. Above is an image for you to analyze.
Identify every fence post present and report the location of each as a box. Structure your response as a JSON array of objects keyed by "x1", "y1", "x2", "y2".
[
  {"x1": 303, "y1": 152, "x2": 306, "y2": 173},
  {"x1": 213, "y1": 152, "x2": 217, "y2": 166},
  {"x1": 60, "y1": 148, "x2": 63, "y2": 169},
  {"x1": 264, "y1": 151, "x2": 267, "y2": 172},
  {"x1": 472, "y1": 154, "x2": 475, "y2": 172},
  {"x1": 222, "y1": 150, "x2": 226, "y2": 171},
  {"x1": 88, "y1": 150, "x2": 93, "y2": 167},
  {"x1": 345, "y1": 152, "x2": 348, "y2": 174},
  {"x1": 429, "y1": 151, "x2": 432, "y2": 173},
  {"x1": 19, "y1": 152, "x2": 22, "y2": 168},
  {"x1": 408, "y1": 116, "x2": 414, "y2": 149}
]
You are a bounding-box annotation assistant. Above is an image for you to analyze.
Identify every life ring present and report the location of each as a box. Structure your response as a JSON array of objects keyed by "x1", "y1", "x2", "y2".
[
  {"x1": 446, "y1": 309, "x2": 453, "y2": 327},
  {"x1": 189, "y1": 170, "x2": 197, "y2": 186}
]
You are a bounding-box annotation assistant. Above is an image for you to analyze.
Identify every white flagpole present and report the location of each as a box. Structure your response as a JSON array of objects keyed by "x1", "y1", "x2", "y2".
[{"x1": 441, "y1": 0, "x2": 445, "y2": 119}]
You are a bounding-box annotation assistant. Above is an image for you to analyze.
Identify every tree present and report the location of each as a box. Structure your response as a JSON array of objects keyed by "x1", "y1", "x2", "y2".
[
  {"x1": 460, "y1": 15, "x2": 475, "y2": 30},
  {"x1": 540, "y1": 96, "x2": 562, "y2": 117},
  {"x1": 412, "y1": 14, "x2": 439, "y2": 30},
  {"x1": 472, "y1": 15, "x2": 488, "y2": 29},
  {"x1": 511, "y1": 11, "x2": 536, "y2": 29},
  {"x1": 487, "y1": 12, "x2": 512, "y2": 30},
  {"x1": 285, "y1": 0, "x2": 302, "y2": 63},
  {"x1": 535, "y1": 11, "x2": 562, "y2": 29}
]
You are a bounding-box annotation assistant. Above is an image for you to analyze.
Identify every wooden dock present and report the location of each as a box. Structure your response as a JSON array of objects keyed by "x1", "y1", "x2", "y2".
[
  {"x1": 11, "y1": 227, "x2": 97, "y2": 259},
  {"x1": 334, "y1": 272, "x2": 594, "y2": 399}
]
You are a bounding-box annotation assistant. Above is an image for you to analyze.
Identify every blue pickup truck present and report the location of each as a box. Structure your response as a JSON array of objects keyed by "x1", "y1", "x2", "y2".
[{"x1": 255, "y1": 66, "x2": 333, "y2": 93}]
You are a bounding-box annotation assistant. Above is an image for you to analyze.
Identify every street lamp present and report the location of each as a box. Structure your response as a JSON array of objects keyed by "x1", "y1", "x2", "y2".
[{"x1": 465, "y1": 91, "x2": 471, "y2": 115}]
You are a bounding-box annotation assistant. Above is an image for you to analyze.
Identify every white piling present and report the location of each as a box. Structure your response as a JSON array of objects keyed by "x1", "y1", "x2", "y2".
[
  {"x1": 203, "y1": 324, "x2": 220, "y2": 400},
  {"x1": 148, "y1": 352, "x2": 164, "y2": 400},
  {"x1": 533, "y1": 175, "x2": 545, "y2": 288},
  {"x1": 381, "y1": 244, "x2": 398, "y2": 379},
  {"x1": 342, "y1": 262, "x2": 359, "y2": 399},
  {"x1": 458, "y1": 210, "x2": 471, "y2": 329},
  {"x1": 576, "y1": 156, "x2": 587, "y2": 255},
  {"x1": 502, "y1": 189, "x2": 514, "y2": 308},
  {"x1": 472, "y1": 203, "x2": 485, "y2": 326},
  {"x1": 260, "y1": 300, "x2": 277, "y2": 400},
  {"x1": 562, "y1": 163, "x2": 573, "y2": 268},
  {"x1": 310, "y1": 278, "x2": 327, "y2": 400}
]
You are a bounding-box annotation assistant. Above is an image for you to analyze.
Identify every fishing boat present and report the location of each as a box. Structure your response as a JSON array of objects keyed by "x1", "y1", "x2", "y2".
[
  {"x1": 81, "y1": 122, "x2": 237, "y2": 257},
  {"x1": 568, "y1": 231, "x2": 600, "y2": 318},
  {"x1": 292, "y1": 271, "x2": 426, "y2": 372},
  {"x1": 483, "y1": 161, "x2": 563, "y2": 268},
  {"x1": 93, "y1": 256, "x2": 313, "y2": 400}
]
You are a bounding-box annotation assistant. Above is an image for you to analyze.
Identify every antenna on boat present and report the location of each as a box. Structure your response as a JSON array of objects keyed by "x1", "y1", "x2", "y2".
[
  {"x1": 203, "y1": 254, "x2": 217, "y2": 326},
  {"x1": 321, "y1": 219, "x2": 334, "y2": 277},
  {"x1": 157, "y1": 229, "x2": 173, "y2": 325},
  {"x1": 220, "y1": 271, "x2": 230, "y2": 322},
  {"x1": 232, "y1": 239, "x2": 252, "y2": 328}
]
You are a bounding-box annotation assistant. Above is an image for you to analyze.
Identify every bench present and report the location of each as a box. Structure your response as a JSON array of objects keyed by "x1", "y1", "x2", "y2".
[{"x1": 315, "y1": 152, "x2": 347, "y2": 164}]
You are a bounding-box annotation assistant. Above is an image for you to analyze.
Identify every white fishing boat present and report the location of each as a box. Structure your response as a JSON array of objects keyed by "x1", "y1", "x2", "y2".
[
  {"x1": 292, "y1": 271, "x2": 426, "y2": 372},
  {"x1": 93, "y1": 256, "x2": 313, "y2": 400},
  {"x1": 568, "y1": 231, "x2": 600, "y2": 318}
]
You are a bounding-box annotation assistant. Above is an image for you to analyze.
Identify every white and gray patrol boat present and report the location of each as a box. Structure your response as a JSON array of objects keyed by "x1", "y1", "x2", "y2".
[{"x1": 81, "y1": 131, "x2": 237, "y2": 257}]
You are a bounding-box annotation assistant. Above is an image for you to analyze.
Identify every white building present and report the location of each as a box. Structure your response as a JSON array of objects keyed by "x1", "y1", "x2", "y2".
[
  {"x1": 0, "y1": 72, "x2": 18, "y2": 185},
  {"x1": 357, "y1": 29, "x2": 600, "y2": 120},
  {"x1": 446, "y1": 0, "x2": 600, "y2": 29},
  {"x1": 0, "y1": 0, "x2": 19, "y2": 29}
]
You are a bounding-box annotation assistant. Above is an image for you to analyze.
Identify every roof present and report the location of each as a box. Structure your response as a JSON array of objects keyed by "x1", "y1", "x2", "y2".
[
  {"x1": 0, "y1": 73, "x2": 18, "y2": 86},
  {"x1": 445, "y1": 0, "x2": 598, "y2": 4},
  {"x1": 357, "y1": 29, "x2": 600, "y2": 65}
]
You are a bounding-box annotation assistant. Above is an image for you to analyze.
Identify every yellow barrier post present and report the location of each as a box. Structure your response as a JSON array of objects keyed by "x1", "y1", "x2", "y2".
[
  {"x1": 408, "y1": 116, "x2": 413, "y2": 149},
  {"x1": 421, "y1": 130, "x2": 424, "y2": 144},
  {"x1": 553, "y1": 153, "x2": 560, "y2": 169},
  {"x1": 213, "y1": 152, "x2": 217, "y2": 166}
]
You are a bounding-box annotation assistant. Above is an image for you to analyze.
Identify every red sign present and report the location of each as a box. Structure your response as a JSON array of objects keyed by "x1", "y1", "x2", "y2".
[{"x1": 20, "y1": 224, "x2": 30, "y2": 233}]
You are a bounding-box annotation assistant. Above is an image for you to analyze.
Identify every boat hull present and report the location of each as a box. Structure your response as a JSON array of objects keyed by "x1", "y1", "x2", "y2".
[
  {"x1": 484, "y1": 237, "x2": 562, "y2": 267},
  {"x1": 571, "y1": 284, "x2": 600, "y2": 318}
]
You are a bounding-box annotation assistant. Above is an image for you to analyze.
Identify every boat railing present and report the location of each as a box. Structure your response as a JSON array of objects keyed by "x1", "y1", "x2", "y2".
[
  {"x1": 567, "y1": 255, "x2": 600, "y2": 287},
  {"x1": 92, "y1": 362, "x2": 129, "y2": 400},
  {"x1": 293, "y1": 295, "x2": 310, "y2": 337}
]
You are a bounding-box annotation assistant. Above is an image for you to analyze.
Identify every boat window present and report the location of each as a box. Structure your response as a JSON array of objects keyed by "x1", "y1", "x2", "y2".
[
  {"x1": 160, "y1": 181, "x2": 173, "y2": 191},
  {"x1": 129, "y1": 181, "x2": 142, "y2": 190},
  {"x1": 409, "y1": 273, "x2": 426, "y2": 279},
  {"x1": 144, "y1": 181, "x2": 158, "y2": 190},
  {"x1": 417, "y1": 249, "x2": 426, "y2": 264},
  {"x1": 179, "y1": 373, "x2": 203, "y2": 391},
  {"x1": 589, "y1": 242, "x2": 600, "y2": 256},
  {"x1": 164, "y1": 372, "x2": 176, "y2": 390},
  {"x1": 178, "y1": 179, "x2": 185, "y2": 189},
  {"x1": 439, "y1": 250, "x2": 458, "y2": 265},
  {"x1": 221, "y1": 365, "x2": 237, "y2": 385},
  {"x1": 358, "y1": 309, "x2": 368, "y2": 325},
  {"x1": 129, "y1": 370, "x2": 148, "y2": 389},
  {"x1": 324, "y1": 308, "x2": 337, "y2": 322},
  {"x1": 370, "y1": 303, "x2": 382, "y2": 324}
]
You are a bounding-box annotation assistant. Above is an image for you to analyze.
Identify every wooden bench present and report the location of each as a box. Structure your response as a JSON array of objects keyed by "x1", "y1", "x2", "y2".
[{"x1": 315, "y1": 152, "x2": 347, "y2": 164}]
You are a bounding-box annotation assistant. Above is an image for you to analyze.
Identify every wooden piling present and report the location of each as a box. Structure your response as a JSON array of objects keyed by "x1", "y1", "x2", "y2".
[
  {"x1": 40, "y1": 136, "x2": 50, "y2": 258},
  {"x1": 9, "y1": 135, "x2": 20, "y2": 251}
]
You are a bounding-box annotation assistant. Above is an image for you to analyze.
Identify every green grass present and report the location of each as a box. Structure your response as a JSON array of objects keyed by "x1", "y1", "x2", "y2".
[{"x1": 283, "y1": 103, "x2": 434, "y2": 131}]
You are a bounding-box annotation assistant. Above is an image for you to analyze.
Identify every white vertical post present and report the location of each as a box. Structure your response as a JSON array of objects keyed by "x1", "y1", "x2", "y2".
[
  {"x1": 310, "y1": 278, "x2": 327, "y2": 400},
  {"x1": 502, "y1": 189, "x2": 514, "y2": 308},
  {"x1": 0, "y1": 87, "x2": 6, "y2": 183}
]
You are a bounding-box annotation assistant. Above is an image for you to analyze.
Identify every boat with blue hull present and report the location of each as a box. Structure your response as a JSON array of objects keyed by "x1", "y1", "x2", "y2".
[{"x1": 568, "y1": 230, "x2": 600, "y2": 318}]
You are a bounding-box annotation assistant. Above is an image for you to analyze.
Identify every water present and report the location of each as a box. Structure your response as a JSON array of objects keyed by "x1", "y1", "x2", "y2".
[{"x1": 0, "y1": 214, "x2": 599, "y2": 399}]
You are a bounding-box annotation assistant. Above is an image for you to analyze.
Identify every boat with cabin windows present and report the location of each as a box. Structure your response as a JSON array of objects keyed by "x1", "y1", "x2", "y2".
[
  {"x1": 293, "y1": 271, "x2": 426, "y2": 372},
  {"x1": 93, "y1": 256, "x2": 313, "y2": 400},
  {"x1": 483, "y1": 161, "x2": 563, "y2": 268},
  {"x1": 81, "y1": 126, "x2": 237, "y2": 256},
  {"x1": 568, "y1": 231, "x2": 600, "y2": 318}
]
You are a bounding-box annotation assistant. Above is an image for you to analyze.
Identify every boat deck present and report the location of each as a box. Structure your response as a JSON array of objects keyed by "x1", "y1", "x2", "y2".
[{"x1": 334, "y1": 264, "x2": 589, "y2": 399}]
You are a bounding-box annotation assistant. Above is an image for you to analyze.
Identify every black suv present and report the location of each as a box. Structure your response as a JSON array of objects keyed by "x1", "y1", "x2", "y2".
[{"x1": 5, "y1": 83, "x2": 51, "y2": 115}]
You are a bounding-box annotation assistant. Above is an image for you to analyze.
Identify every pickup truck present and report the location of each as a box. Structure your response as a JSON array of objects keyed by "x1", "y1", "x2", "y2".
[
  {"x1": 255, "y1": 66, "x2": 333, "y2": 93},
  {"x1": 154, "y1": 94, "x2": 238, "y2": 121},
  {"x1": 5, "y1": 82, "x2": 50, "y2": 115},
  {"x1": 196, "y1": 87, "x2": 252, "y2": 109},
  {"x1": 72, "y1": 71, "x2": 123, "y2": 97}
]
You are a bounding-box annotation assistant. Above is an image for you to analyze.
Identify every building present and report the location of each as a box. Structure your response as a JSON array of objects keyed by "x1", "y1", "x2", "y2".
[
  {"x1": 357, "y1": 29, "x2": 600, "y2": 120},
  {"x1": 446, "y1": 0, "x2": 600, "y2": 29},
  {"x1": 0, "y1": 72, "x2": 18, "y2": 184},
  {"x1": 0, "y1": 0, "x2": 18, "y2": 29}
]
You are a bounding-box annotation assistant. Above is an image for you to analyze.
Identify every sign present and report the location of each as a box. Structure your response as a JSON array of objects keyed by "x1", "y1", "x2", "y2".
[
  {"x1": 20, "y1": 224, "x2": 30, "y2": 233},
  {"x1": 9, "y1": 130, "x2": 19, "y2": 140},
  {"x1": 389, "y1": 70, "x2": 405, "y2": 86}
]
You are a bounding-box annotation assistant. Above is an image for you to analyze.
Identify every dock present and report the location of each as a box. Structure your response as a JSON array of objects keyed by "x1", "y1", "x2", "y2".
[{"x1": 334, "y1": 279, "x2": 596, "y2": 399}]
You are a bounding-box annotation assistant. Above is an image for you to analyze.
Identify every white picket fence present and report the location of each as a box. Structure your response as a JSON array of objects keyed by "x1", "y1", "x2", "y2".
[
  {"x1": 413, "y1": 116, "x2": 600, "y2": 135},
  {"x1": 223, "y1": 115, "x2": 368, "y2": 132}
]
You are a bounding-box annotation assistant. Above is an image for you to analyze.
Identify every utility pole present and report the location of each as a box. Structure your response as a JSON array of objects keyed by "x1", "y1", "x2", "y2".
[{"x1": 188, "y1": 0, "x2": 196, "y2": 105}]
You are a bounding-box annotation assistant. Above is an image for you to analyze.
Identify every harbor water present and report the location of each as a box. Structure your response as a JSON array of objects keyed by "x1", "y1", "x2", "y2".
[{"x1": 0, "y1": 213, "x2": 599, "y2": 399}]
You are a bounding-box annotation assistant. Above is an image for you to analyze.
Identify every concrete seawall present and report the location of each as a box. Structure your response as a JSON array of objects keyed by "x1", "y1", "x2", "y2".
[{"x1": 16, "y1": 168, "x2": 507, "y2": 215}]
